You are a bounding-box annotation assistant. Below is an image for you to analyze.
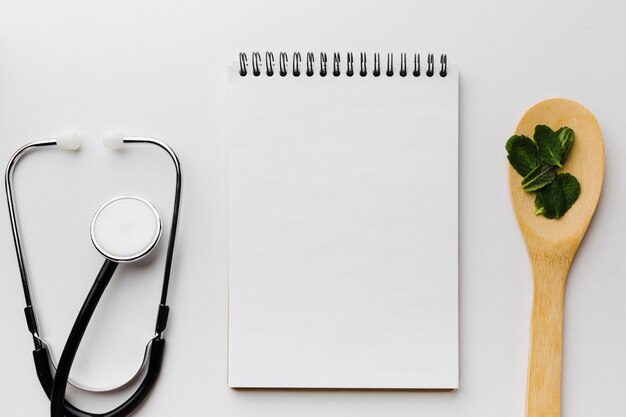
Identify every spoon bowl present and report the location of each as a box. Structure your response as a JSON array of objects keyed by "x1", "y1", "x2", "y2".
[
  {"x1": 509, "y1": 98, "x2": 604, "y2": 417},
  {"x1": 510, "y1": 98, "x2": 604, "y2": 253}
]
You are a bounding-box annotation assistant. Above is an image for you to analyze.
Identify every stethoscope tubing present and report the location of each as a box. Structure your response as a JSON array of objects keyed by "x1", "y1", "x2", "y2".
[
  {"x1": 124, "y1": 137, "x2": 182, "y2": 310},
  {"x1": 50, "y1": 259, "x2": 119, "y2": 416},
  {"x1": 5, "y1": 139, "x2": 57, "y2": 346}
]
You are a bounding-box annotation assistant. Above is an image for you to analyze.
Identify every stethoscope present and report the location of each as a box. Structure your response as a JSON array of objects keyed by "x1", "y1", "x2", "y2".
[{"x1": 5, "y1": 131, "x2": 182, "y2": 417}]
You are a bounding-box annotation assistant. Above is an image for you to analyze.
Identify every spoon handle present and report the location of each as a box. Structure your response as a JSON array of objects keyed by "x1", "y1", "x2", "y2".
[{"x1": 526, "y1": 254, "x2": 572, "y2": 417}]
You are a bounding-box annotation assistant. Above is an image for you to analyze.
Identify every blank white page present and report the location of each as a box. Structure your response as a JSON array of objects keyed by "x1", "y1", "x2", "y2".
[{"x1": 229, "y1": 60, "x2": 458, "y2": 389}]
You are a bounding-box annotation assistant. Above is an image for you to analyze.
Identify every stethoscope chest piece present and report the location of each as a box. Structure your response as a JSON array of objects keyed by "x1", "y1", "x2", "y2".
[{"x1": 91, "y1": 195, "x2": 162, "y2": 262}]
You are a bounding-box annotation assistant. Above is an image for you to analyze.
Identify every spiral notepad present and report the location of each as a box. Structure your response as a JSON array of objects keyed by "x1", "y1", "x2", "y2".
[{"x1": 228, "y1": 52, "x2": 459, "y2": 389}]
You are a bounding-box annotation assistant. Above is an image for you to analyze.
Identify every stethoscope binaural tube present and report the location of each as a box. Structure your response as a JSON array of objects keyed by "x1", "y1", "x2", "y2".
[{"x1": 5, "y1": 133, "x2": 182, "y2": 417}]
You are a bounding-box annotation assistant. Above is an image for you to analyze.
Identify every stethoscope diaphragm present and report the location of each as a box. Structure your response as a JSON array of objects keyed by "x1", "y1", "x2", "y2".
[{"x1": 90, "y1": 195, "x2": 162, "y2": 263}]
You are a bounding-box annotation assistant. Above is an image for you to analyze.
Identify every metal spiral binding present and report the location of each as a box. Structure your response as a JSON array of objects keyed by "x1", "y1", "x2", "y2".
[
  {"x1": 306, "y1": 53, "x2": 314, "y2": 77},
  {"x1": 384, "y1": 53, "x2": 391, "y2": 76},
  {"x1": 440, "y1": 54, "x2": 448, "y2": 77},
  {"x1": 320, "y1": 52, "x2": 327, "y2": 77},
  {"x1": 426, "y1": 53, "x2": 435, "y2": 77},
  {"x1": 413, "y1": 53, "x2": 421, "y2": 77},
  {"x1": 373, "y1": 53, "x2": 381, "y2": 77},
  {"x1": 239, "y1": 53, "x2": 247, "y2": 76},
  {"x1": 252, "y1": 52, "x2": 261, "y2": 76},
  {"x1": 293, "y1": 52, "x2": 301, "y2": 77},
  {"x1": 266, "y1": 52, "x2": 274, "y2": 76},
  {"x1": 400, "y1": 53, "x2": 407, "y2": 77},
  {"x1": 239, "y1": 52, "x2": 448, "y2": 77},
  {"x1": 279, "y1": 52, "x2": 288, "y2": 77},
  {"x1": 360, "y1": 52, "x2": 367, "y2": 76},
  {"x1": 346, "y1": 53, "x2": 354, "y2": 77},
  {"x1": 333, "y1": 53, "x2": 341, "y2": 76}
]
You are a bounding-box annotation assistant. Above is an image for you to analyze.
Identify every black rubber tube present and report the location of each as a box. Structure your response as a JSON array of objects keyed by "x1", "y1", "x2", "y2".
[
  {"x1": 35, "y1": 338, "x2": 165, "y2": 417},
  {"x1": 34, "y1": 339, "x2": 165, "y2": 417},
  {"x1": 50, "y1": 259, "x2": 118, "y2": 417}
]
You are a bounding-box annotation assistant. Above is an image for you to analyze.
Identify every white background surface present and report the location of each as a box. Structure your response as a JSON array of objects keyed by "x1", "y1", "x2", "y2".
[{"x1": 0, "y1": 0, "x2": 625, "y2": 416}]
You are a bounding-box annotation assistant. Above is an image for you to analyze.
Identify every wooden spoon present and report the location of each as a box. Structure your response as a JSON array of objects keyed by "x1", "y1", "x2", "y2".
[{"x1": 508, "y1": 98, "x2": 604, "y2": 417}]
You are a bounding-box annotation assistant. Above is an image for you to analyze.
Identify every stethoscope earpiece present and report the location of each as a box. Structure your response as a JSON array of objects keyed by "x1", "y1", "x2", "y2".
[
  {"x1": 56, "y1": 131, "x2": 82, "y2": 151},
  {"x1": 102, "y1": 131, "x2": 126, "y2": 150}
]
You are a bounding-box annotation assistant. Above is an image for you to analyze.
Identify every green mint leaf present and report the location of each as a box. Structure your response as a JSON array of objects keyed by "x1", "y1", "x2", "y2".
[
  {"x1": 559, "y1": 173, "x2": 580, "y2": 211},
  {"x1": 533, "y1": 173, "x2": 580, "y2": 219},
  {"x1": 534, "y1": 181, "x2": 565, "y2": 219},
  {"x1": 521, "y1": 163, "x2": 556, "y2": 192},
  {"x1": 555, "y1": 127, "x2": 574, "y2": 164},
  {"x1": 506, "y1": 135, "x2": 540, "y2": 177},
  {"x1": 534, "y1": 125, "x2": 564, "y2": 168}
]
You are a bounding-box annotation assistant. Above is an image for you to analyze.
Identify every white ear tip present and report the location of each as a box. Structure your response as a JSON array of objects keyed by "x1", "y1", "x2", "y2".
[
  {"x1": 56, "y1": 131, "x2": 81, "y2": 150},
  {"x1": 103, "y1": 131, "x2": 125, "y2": 150}
]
